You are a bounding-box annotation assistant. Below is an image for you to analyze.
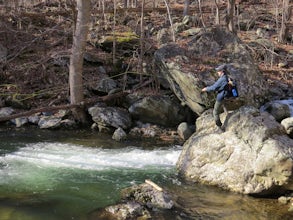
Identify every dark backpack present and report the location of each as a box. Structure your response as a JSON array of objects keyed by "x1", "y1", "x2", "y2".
[{"x1": 224, "y1": 76, "x2": 238, "y2": 98}]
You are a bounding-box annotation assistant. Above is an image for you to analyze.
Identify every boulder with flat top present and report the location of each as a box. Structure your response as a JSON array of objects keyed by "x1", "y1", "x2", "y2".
[{"x1": 177, "y1": 106, "x2": 293, "y2": 196}]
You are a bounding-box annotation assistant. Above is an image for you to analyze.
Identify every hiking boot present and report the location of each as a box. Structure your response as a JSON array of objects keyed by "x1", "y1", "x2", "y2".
[
  {"x1": 215, "y1": 125, "x2": 225, "y2": 133},
  {"x1": 215, "y1": 120, "x2": 222, "y2": 127}
]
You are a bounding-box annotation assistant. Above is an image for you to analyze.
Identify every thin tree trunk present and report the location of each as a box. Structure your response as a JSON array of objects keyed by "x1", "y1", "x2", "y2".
[
  {"x1": 153, "y1": 0, "x2": 159, "y2": 8},
  {"x1": 163, "y1": 0, "x2": 176, "y2": 42},
  {"x1": 69, "y1": 0, "x2": 91, "y2": 123},
  {"x1": 278, "y1": 0, "x2": 290, "y2": 43},
  {"x1": 236, "y1": 2, "x2": 240, "y2": 31},
  {"x1": 139, "y1": 0, "x2": 145, "y2": 83},
  {"x1": 214, "y1": 0, "x2": 220, "y2": 25},
  {"x1": 113, "y1": 0, "x2": 117, "y2": 65},
  {"x1": 183, "y1": 0, "x2": 190, "y2": 16},
  {"x1": 123, "y1": 0, "x2": 127, "y2": 8},
  {"x1": 198, "y1": 0, "x2": 206, "y2": 28},
  {"x1": 227, "y1": 0, "x2": 236, "y2": 34},
  {"x1": 274, "y1": 0, "x2": 280, "y2": 31}
]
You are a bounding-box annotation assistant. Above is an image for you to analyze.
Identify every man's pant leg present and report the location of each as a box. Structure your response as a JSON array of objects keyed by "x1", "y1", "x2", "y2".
[{"x1": 213, "y1": 100, "x2": 223, "y2": 127}]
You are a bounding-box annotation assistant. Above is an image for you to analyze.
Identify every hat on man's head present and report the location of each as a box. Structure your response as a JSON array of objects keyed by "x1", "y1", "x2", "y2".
[{"x1": 215, "y1": 64, "x2": 226, "y2": 72}]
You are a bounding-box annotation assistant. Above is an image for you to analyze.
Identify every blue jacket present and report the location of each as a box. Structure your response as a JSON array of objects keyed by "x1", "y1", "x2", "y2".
[{"x1": 206, "y1": 74, "x2": 228, "y2": 101}]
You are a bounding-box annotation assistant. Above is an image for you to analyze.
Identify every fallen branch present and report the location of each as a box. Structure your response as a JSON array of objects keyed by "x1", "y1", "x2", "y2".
[
  {"x1": 145, "y1": 179, "x2": 163, "y2": 192},
  {"x1": 0, "y1": 78, "x2": 155, "y2": 122},
  {"x1": 0, "y1": 90, "x2": 130, "y2": 122}
]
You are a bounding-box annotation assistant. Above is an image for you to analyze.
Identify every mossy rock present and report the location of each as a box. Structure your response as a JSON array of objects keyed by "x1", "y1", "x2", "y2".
[{"x1": 98, "y1": 32, "x2": 139, "y2": 52}]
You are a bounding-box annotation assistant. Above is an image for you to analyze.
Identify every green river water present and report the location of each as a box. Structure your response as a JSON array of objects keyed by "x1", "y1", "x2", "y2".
[{"x1": 0, "y1": 127, "x2": 293, "y2": 220}]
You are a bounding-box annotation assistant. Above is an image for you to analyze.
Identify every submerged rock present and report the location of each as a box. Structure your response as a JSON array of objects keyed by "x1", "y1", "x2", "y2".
[
  {"x1": 93, "y1": 202, "x2": 150, "y2": 220},
  {"x1": 177, "y1": 106, "x2": 293, "y2": 196},
  {"x1": 90, "y1": 181, "x2": 175, "y2": 220},
  {"x1": 121, "y1": 182, "x2": 174, "y2": 210}
]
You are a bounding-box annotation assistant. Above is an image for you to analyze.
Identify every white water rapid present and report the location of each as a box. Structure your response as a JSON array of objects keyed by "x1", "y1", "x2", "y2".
[
  {"x1": 0, "y1": 141, "x2": 182, "y2": 220},
  {"x1": 0, "y1": 142, "x2": 181, "y2": 170}
]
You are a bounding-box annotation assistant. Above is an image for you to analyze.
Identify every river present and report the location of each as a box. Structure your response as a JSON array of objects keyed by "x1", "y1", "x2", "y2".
[{"x1": 0, "y1": 127, "x2": 293, "y2": 220}]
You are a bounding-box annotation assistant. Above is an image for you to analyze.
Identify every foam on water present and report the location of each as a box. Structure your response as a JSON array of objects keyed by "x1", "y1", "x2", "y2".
[
  {"x1": 0, "y1": 142, "x2": 182, "y2": 219},
  {"x1": 0, "y1": 142, "x2": 181, "y2": 170},
  {"x1": 0, "y1": 142, "x2": 182, "y2": 194}
]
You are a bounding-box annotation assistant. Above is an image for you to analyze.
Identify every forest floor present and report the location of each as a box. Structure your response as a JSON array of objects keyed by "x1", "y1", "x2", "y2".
[{"x1": 0, "y1": 1, "x2": 292, "y2": 112}]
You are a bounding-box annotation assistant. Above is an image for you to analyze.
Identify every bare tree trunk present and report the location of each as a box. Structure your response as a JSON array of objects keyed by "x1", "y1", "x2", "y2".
[
  {"x1": 198, "y1": 0, "x2": 206, "y2": 28},
  {"x1": 163, "y1": 0, "x2": 176, "y2": 42},
  {"x1": 132, "y1": 0, "x2": 137, "y2": 8},
  {"x1": 123, "y1": 0, "x2": 127, "y2": 8},
  {"x1": 183, "y1": 0, "x2": 190, "y2": 16},
  {"x1": 100, "y1": 0, "x2": 106, "y2": 29},
  {"x1": 227, "y1": 0, "x2": 236, "y2": 34},
  {"x1": 139, "y1": 0, "x2": 145, "y2": 83},
  {"x1": 236, "y1": 1, "x2": 240, "y2": 31},
  {"x1": 69, "y1": 0, "x2": 91, "y2": 123},
  {"x1": 113, "y1": 0, "x2": 117, "y2": 65},
  {"x1": 153, "y1": 0, "x2": 159, "y2": 8},
  {"x1": 214, "y1": 0, "x2": 220, "y2": 25},
  {"x1": 278, "y1": 0, "x2": 290, "y2": 43},
  {"x1": 274, "y1": 0, "x2": 280, "y2": 31}
]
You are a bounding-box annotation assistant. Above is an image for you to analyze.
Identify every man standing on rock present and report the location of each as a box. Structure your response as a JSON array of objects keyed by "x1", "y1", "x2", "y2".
[{"x1": 201, "y1": 64, "x2": 228, "y2": 130}]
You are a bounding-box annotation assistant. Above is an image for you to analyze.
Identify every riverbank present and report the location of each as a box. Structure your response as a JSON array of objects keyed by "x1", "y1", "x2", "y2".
[{"x1": 0, "y1": 1, "x2": 292, "y2": 115}]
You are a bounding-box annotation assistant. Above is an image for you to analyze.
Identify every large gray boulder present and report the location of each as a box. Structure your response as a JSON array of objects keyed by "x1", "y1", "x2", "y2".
[
  {"x1": 88, "y1": 106, "x2": 132, "y2": 130},
  {"x1": 177, "y1": 106, "x2": 293, "y2": 196},
  {"x1": 154, "y1": 27, "x2": 269, "y2": 116},
  {"x1": 128, "y1": 95, "x2": 187, "y2": 127},
  {"x1": 261, "y1": 100, "x2": 292, "y2": 122}
]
